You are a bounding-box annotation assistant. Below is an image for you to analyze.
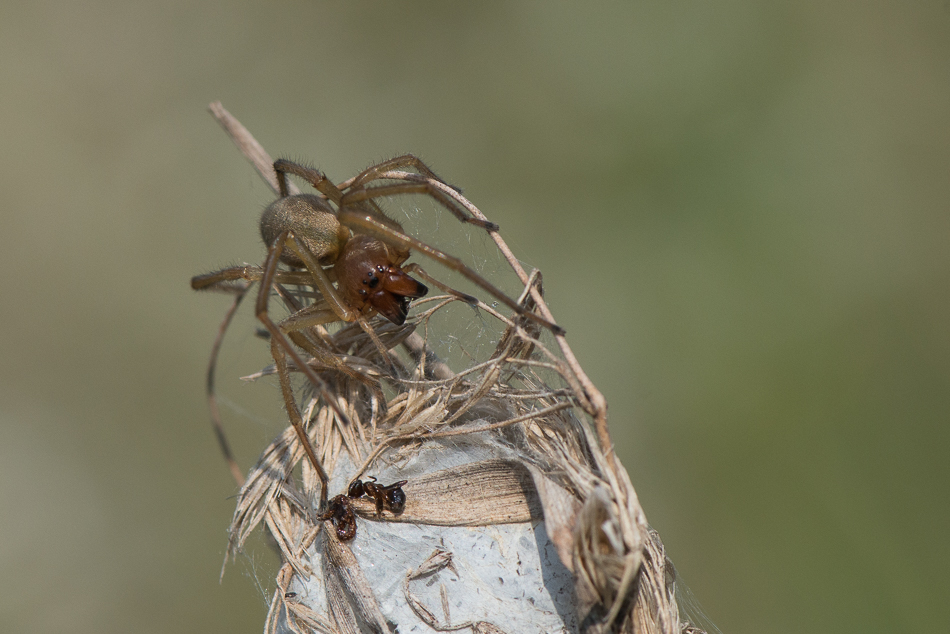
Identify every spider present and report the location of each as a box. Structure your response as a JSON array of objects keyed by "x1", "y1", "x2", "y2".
[
  {"x1": 348, "y1": 476, "x2": 408, "y2": 516},
  {"x1": 191, "y1": 155, "x2": 563, "y2": 507}
]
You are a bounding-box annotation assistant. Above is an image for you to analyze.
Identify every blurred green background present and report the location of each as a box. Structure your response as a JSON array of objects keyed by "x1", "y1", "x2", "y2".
[{"x1": 2, "y1": 1, "x2": 948, "y2": 633}]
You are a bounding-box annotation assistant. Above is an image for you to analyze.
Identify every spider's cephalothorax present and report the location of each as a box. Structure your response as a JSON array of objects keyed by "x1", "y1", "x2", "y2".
[{"x1": 334, "y1": 234, "x2": 428, "y2": 325}]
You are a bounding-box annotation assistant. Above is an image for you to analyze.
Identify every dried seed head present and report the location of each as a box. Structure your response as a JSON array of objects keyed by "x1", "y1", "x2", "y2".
[{"x1": 204, "y1": 102, "x2": 712, "y2": 634}]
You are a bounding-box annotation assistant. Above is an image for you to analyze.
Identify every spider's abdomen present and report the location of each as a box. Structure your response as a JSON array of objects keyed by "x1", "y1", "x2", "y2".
[{"x1": 260, "y1": 194, "x2": 348, "y2": 267}]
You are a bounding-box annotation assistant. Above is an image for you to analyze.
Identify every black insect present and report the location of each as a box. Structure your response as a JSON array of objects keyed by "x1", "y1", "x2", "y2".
[
  {"x1": 318, "y1": 477, "x2": 408, "y2": 542},
  {"x1": 319, "y1": 494, "x2": 357, "y2": 541},
  {"x1": 348, "y1": 476, "x2": 408, "y2": 516}
]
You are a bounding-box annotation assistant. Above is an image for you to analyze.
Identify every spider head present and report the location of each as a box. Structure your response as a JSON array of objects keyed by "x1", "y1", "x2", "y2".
[{"x1": 336, "y1": 235, "x2": 428, "y2": 325}]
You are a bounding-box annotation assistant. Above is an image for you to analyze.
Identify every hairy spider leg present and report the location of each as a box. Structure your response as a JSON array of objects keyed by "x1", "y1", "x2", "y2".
[
  {"x1": 343, "y1": 179, "x2": 497, "y2": 231},
  {"x1": 191, "y1": 264, "x2": 313, "y2": 291},
  {"x1": 344, "y1": 154, "x2": 449, "y2": 190},
  {"x1": 194, "y1": 264, "x2": 386, "y2": 407},
  {"x1": 341, "y1": 155, "x2": 490, "y2": 229},
  {"x1": 258, "y1": 229, "x2": 349, "y2": 504},
  {"x1": 205, "y1": 281, "x2": 251, "y2": 488}
]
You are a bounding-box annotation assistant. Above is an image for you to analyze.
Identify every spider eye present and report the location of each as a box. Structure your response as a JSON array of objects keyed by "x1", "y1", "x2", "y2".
[{"x1": 365, "y1": 272, "x2": 379, "y2": 288}]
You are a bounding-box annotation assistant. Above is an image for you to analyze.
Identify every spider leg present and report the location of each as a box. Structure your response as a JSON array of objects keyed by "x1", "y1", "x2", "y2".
[
  {"x1": 205, "y1": 282, "x2": 251, "y2": 488},
  {"x1": 191, "y1": 265, "x2": 312, "y2": 292},
  {"x1": 341, "y1": 179, "x2": 497, "y2": 232},
  {"x1": 191, "y1": 264, "x2": 263, "y2": 292},
  {"x1": 355, "y1": 316, "x2": 399, "y2": 375},
  {"x1": 280, "y1": 302, "x2": 346, "y2": 332},
  {"x1": 280, "y1": 305, "x2": 388, "y2": 404},
  {"x1": 283, "y1": 233, "x2": 358, "y2": 323},
  {"x1": 259, "y1": 230, "x2": 360, "y2": 504},
  {"x1": 195, "y1": 264, "x2": 383, "y2": 396},
  {"x1": 274, "y1": 159, "x2": 345, "y2": 203},
  {"x1": 401, "y1": 262, "x2": 478, "y2": 306},
  {"x1": 337, "y1": 208, "x2": 565, "y2": 336},
  {"x1": 270, "y1": 336, "x2": 329, "y2": 505},
  {"x1": 271, "y1": 285, "x2": 345, "y2": 356},
  {"x1": 344, "y1": 154, "x2": 457, "y2": 192}
]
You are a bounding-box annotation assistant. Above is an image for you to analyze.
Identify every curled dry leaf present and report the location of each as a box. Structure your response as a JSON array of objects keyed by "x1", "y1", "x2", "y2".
[{"x1": 349, "y1": 460, "x2": 541, "y2": 525}]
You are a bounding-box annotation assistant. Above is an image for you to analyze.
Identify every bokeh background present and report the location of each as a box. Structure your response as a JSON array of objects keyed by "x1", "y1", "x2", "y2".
[{"x1": 2, "y1": 2, "x2": 948, "y2": 633}]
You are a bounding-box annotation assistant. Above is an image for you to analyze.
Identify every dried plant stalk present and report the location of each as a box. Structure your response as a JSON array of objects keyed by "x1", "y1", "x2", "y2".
[{"x1": 199, "y1": 101, "x2": 711, "y2": 634}]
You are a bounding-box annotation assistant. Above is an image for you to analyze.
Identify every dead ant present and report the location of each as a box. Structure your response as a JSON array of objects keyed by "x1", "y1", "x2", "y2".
[
  {"x1": 318, "y1": 476, "x2": 407, "y2": 541},
  {"x1": 319, "y1": 494, "x2": 357, "y2": 541},
  {"x1": 348, "y1": 476, "x2": 408, "y2": 515},
  {"x1": 192, "y1": 155, "x2": 564, "y2": 506}
]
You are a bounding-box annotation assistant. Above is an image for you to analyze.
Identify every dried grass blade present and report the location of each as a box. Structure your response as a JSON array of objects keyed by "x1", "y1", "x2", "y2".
[{"x1": 351, "y1": 459, "x2": 541, "y2": 525}]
